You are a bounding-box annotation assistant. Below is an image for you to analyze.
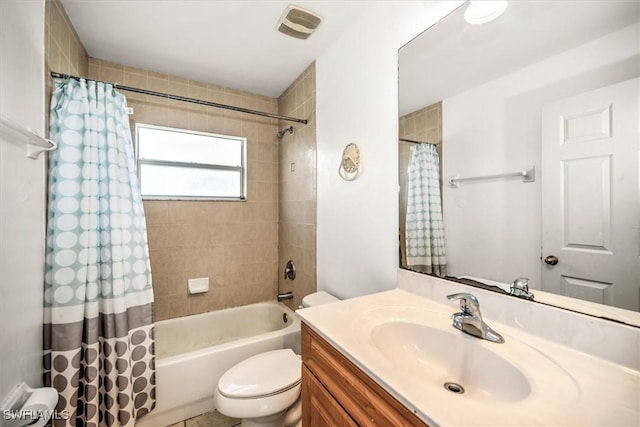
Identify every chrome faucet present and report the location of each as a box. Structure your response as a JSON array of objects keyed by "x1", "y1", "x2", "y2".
[
  {"x1": 446, "y1": 293, "x2": 504, "y2": 343},
  {"x1": 509, "y1": 277, "x2": 534, "y2": 300}
]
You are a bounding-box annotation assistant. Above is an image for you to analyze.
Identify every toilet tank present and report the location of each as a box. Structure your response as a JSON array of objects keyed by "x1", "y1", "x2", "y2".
[{"x1": 301, "y1": 291, "x2": 339, "y2": 308}]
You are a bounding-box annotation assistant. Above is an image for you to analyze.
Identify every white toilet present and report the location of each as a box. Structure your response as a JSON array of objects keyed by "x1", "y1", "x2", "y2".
[{"x1": 214, "y1": 291, "x2": 339, "y2": 427}]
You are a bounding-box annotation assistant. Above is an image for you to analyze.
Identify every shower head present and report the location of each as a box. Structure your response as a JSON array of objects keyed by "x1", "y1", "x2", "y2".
[{"x1": 277, "y1": 126, "x2": 294, "y2": 140}]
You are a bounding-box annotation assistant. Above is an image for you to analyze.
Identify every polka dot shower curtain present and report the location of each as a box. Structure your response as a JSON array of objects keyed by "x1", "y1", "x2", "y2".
[
  {"x1": 44, "y1": 78, "x2": 155, "y2": 427},
  {"x1": 405, "y1": 143, "x2": 447, "y2": 277}
]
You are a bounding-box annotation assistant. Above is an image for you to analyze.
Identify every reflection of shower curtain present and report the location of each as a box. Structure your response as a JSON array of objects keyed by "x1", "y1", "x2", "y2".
[
  {"x1": 44, "y1": 79, "x2": 155, "y2": 426},
  {"x1": 405, "y1": 143, "x2": 447, "y2": 276}
]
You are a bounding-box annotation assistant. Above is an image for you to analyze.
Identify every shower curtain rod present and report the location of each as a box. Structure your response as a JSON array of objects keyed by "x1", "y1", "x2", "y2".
[
  {"x1": 399, "y1": 138, "x2": 429, "y2": 144},
  {"x1": 50, "y1": 71, "x2": 308, "y2": 125}
]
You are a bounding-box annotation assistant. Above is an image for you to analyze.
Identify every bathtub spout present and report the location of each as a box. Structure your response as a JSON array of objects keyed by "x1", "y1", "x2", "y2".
[{"x1": 277, "y1": 291, "x2": 294, "y2": 302}]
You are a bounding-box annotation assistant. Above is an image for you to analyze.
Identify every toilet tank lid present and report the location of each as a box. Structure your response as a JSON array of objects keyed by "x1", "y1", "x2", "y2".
[
  {"x1": 302, "y1": 291, "x2": 339, "y2": 307},
  {"x1": 218, "y1": 349, "x2": 301, "y2": 399}
]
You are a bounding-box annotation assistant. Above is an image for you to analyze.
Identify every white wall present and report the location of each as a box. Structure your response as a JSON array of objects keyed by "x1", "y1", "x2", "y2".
[
  {"x1": 315, "y1": 1, "x2": 463, "y2": 299},
  {"x1": 442, "y1": 24, "x2": 640, "y2": 288},
  {"x1": 0, "y1": 0, "x2": 46, "y2": 400}
]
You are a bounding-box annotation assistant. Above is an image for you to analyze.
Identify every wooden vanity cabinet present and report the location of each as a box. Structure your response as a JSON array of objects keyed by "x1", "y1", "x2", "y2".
[{"x1": 301, "y1": 323, "x2": 429, "y2": 427}]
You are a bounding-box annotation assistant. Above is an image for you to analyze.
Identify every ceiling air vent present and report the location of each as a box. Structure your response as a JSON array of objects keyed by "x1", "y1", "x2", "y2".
[{"x1": 276, "y1": 5, "x2": 322, "y2": 40}]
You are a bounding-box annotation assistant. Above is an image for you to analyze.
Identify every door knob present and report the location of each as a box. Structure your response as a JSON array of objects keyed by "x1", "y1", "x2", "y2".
[{"x1": 544, "y1": 255, "x2": 559, "y2": 265}]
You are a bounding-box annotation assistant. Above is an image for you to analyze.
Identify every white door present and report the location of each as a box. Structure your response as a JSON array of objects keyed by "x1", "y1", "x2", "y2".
[{"x1": 541, "y1": 78, "x2": 639, "y2": 311}]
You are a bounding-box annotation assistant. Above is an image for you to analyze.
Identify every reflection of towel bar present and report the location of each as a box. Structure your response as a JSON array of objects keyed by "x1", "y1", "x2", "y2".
[{"x1": 449, "y1": 166, "x2": 535, "y2": 188}]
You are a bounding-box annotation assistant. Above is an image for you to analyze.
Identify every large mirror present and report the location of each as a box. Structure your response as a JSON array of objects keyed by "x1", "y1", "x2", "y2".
[{"x1": 399, "y1": 0, "x2": 640, "y2": 327}]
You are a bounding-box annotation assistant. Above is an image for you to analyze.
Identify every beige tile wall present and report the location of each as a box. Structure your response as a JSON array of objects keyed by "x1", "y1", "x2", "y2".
[
  {"x1": 45, "y1": 0, "x2": 89, "y2": 125},
  {"x1": 277, "y1": 64, "x2": 317, "y2": 309},
  {"x1": 398, "y1": 102, "x2": 442, "y2": 266},
  {"x1": 45, "y1": 0, "x2": 88, "y2": 77},
  {"x1": 88, "y1": 59, "x2": 280, "y2": 320}
]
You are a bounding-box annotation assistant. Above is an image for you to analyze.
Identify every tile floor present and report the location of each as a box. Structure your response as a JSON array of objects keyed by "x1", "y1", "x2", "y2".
[{"x1": 166, "y1": 410, "x2": 240, "y2": 427}]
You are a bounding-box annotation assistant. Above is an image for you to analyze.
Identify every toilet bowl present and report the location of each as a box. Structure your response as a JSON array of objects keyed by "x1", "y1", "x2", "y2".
[
  {"x1": 214, "y1": 291, "x2": 339, "y2": 427},
  {"x1": 214, "y1": 349, "x2": 301, "y2": 427}
]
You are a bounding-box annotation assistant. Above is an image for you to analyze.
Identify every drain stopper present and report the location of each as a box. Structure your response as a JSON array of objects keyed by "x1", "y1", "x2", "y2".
[{"x1": 444, "y1": 382, "x2": 465, "y2": 394}]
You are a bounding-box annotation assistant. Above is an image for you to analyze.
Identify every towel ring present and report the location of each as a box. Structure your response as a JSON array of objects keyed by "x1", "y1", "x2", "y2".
[{"x1": 338, "y1": 143, "x2": 361, "y2": 181}]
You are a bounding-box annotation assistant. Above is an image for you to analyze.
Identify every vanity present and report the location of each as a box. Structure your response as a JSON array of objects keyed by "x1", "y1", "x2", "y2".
[{"x1": 297, "y1": 270, "x2": 640, "y2": 426}]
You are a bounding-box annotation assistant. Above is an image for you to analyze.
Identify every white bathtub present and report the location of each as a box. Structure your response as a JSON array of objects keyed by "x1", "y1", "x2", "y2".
[{"x1": 136, "y1": 302, "x2": 301, "y2": 427}]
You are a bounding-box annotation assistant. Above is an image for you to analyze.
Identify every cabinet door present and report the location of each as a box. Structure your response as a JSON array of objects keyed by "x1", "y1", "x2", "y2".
[
  {"x1": 302, "y1": 365, "x2": 358, "y2": 427},
  {"x1": 302, "y1": 323, "x2": 428, "y2": 427}
]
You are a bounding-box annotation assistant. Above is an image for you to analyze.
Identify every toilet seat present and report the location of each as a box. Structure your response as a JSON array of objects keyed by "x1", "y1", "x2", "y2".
[{"x1": 218, "y1": 349, "x2": 301, "y2": 399}]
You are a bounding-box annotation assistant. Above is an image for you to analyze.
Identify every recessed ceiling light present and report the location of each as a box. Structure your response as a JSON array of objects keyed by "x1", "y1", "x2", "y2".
[{"x1": 464, "y1": 1, "x2": 508, "y2": 25}]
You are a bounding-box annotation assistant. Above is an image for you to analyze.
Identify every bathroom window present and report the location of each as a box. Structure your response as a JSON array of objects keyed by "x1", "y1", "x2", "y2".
[{"x1": 136, "y1": 124, "x2": 247, "y2": 200}]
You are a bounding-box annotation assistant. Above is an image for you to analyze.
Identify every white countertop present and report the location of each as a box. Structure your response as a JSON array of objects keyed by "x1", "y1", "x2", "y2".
[{"x1": 297, "y1": 289, "x2": 640, "y2": 427}]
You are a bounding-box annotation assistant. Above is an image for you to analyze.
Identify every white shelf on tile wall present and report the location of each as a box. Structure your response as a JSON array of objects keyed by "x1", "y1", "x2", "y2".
[{"x1": 0, "y1": 114, "x2": 57, "y2": 159}]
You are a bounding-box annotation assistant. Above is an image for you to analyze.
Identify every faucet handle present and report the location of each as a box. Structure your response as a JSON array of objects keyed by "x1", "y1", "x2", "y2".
[
  {"x1": 446, "y1": 293, "x2": 480, "y2": 316},
  {"x1": 511, "y1": 277, "x2": 530, "y2": 291},
  {"x1": 509, "y1": 277, "x2": 534, "y2": 300}
]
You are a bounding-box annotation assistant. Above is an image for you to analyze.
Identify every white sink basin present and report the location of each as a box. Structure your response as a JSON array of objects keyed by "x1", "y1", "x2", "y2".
[
  {"x1": 353, "y1": 306, "x2": 579, "y2": 405},
  {"x1": 370, "y1": 321, "x2": 530, "y2": 402}
]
